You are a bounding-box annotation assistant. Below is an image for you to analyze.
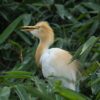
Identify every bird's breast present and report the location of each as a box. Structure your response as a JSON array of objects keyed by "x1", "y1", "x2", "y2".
[{"x1": 40, "y1": 49, "x2": 56, "y2": 78}]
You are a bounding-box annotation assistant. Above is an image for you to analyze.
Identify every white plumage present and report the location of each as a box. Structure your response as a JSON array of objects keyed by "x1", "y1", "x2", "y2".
[
  {"x1": 40, "y1": 48, "x2": 77, "y2": 90},
  {"x1": 22, "y1": 21, "x2": 79, "y2": 91}
]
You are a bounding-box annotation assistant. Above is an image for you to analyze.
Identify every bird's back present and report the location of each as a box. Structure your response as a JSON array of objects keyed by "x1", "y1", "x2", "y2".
[{"x1": 40, "y1": 48, "x2": 78, "y2": 90}]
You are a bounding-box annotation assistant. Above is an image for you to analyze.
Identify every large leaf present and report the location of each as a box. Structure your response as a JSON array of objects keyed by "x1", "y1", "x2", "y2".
[
  {"x1": 80, "y1": 36, "x2": 99, "y2": 62},
  {"x1": 0, "y1": 71, "x2": 33, "y2": 79},
  {"x1": 80, "y1": 36, "x2": 98, "y2": 55},
  {"x1": 55, "y1": 81, "x2": 90, "y2": 100},
  {"x1": 71, "y1": 36, "x2": 99, "y2": 62},
  {"x1": 0, "y1": 14, "x2": 24, "y2": 44}
]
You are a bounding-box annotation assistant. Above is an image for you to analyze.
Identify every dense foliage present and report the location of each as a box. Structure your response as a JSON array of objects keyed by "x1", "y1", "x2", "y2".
[{"x1": 0, "y1": 0, "x2": 100, "y2": 100}]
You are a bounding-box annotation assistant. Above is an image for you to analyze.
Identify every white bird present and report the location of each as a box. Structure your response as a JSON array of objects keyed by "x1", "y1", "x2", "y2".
[{"x1": 22, "y1": 21, "x2": 79, "y2": 90}]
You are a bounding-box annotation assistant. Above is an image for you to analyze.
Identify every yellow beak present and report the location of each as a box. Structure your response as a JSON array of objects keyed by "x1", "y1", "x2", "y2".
[{"x1": 21, "y1": 26, "x2": 39, "y2": 31}]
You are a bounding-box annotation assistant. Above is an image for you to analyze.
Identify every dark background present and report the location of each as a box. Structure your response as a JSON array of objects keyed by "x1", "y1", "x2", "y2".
[{"x1": 0, "y1": 0, "x2": 100, "y2": 100}]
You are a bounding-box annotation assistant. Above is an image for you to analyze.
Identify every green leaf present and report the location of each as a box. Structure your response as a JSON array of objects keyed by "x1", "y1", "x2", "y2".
[
  {"x1": 70, "y1": 45, "x2": 83, "y2": 63},
  {"x1": 71, "y1": 36, "x2": 99, "y2": 62},
  {"x1": 96, "y1": 43, "x2": 100, "y2": 47},
  {"x1": 92, "y1": 48, "x2": 100, "y2": 53},
  {"x1": 0, "y1": 71, "x2": 33, "y2": 79},
  {"x1": 23, "y1": 14, "x2": 32, "y2": 26},
  {"x1": 75, "y1": 4, "x2": 90, "y2": 19},
  {"x1": 77, "y1": 13, "x2": 89, "y2": 20},
  {"x1": 55, "y1": 4, "x2": 65, "y2": 19},
  {"x1": 91, "y1": 77, "x2": 100, "y2": 85},
  {"x1": 0, "y1": 42, "x2": 11, "y2": 50},
  {"x1": 5, "y1": 71, "x2": 33, "y2": 75},
  {"x1": 82, "y1": 61, "x2": 99, "y2": 76},
  {"x1": 55, "y1": 82, "x2": 90, "y2": 100},
  {"x1": 96, "y1": 91, "x2": 100, "y2": 100},
  {"x1": 9, "y1": 40, "x2": 22, "y2": 49},
  {"x1": 80, "y1": 36, "x2": 99, "y2": 62},
  {"x1": 25, "y1": 84, "x2": 55, "y2": 100},
  {"x1": 74, "y1": 21, "x2": 92, "y2": 37},
  {"x1": 55, "y1": 4, "x2": 77, "y2": 22},
  {"x1": 0, "y1": 11, "x2": 9, "y2": 21},
  {"x1": 34, "y1": 77, "x2": 46, "y2": 93},
  {"x1": 65, "y1": 10, "x2": 77, "y2": 23},
  {"x1": 76, "y1": 5, "x2": 89, "y2": 14},
  {"x1": 91, "y1": 73, "x2": 100, "y2": 95},
  {"x1": 0, "y1": 75, "x2": 32, "y2": 79},
  {"x1": 83, "y1": 2, "x2": 100, "y2": 12},
  {"x1": 89, "y1": 20, "x2": 99, "y2": 36},
  {"x1": 16, "y1": 31, "x2": 32, "y2": 45},
  {"x1": 15, "y1": 85, "x2": 30, "y2": 100},
  {"x1": 91, "y1": 53, "x2": 100, "y2": 61},
  {"x1": 0, "y1": 87, "x2": 11, "y2": 100},
  {"x1": 80, "y1": 36, "x2": 98, "y2": 55},
  {"x1": 1, "y1": 70, "x2": 33, "y2": 80},
  {"x1": 0, "y1": 14, "x2": 24, "y2": 44}
]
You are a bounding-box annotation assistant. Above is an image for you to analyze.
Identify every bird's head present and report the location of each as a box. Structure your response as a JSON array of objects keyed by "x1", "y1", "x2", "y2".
[{"x1": 22, "y1": 21, "x2": 54, "y2": 45}]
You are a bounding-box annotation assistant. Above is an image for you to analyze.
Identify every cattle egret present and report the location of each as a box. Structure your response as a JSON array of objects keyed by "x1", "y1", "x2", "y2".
[{"x1": 22, "y1": 21, "x2": 79, "y2": 90}]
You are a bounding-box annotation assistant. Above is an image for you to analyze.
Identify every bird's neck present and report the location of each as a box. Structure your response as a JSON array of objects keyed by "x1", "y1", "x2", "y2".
[
  {"x1": 35, "y1": 29, "x2": 54, "y2": 65},
  {"x1": 35, "y1": 39, "x2": 53, "y2": 65},
  {"x1": 35, "y1": 42, "x2": 48, "y2": 65}
]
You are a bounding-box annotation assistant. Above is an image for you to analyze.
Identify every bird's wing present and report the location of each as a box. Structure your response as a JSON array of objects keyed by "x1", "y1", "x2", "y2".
[{"x1": 40, "y1": 48, "x2": 78, "y2": 90}]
